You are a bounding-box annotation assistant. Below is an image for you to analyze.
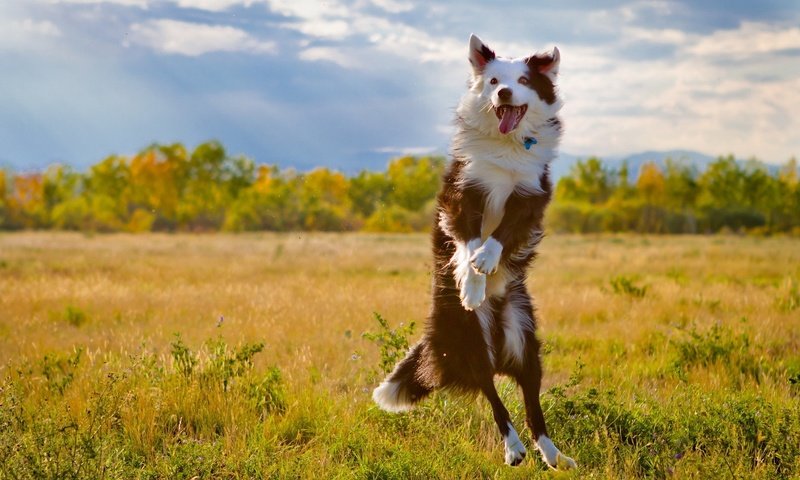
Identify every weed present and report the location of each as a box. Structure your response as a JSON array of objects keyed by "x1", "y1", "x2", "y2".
[
  {"x1": 610, "y1": 275, "x2": 648, "y2": 298},
  {"x1": 204, "y1": 337, "x2": 264, "y2": 391},
  {"x1": 670, "y1": 321, "x2": 759, "y2": 382},
  {"x1": 776, "y1": 277, "x2": 800, "y2": 312},
  {"x1": 40, "y1": 347, "x2": 83, "y2": 394},
  {"x1": 63, "y1": 305, "x2": 89, "y2": 327},
  {"x1": 247, "y1": 366, "x2": 287, "y2": 415},
  {"x1": 362, "y1": 312, "x2": 415, "y2": 375},
  {"x1": 170, "y1": 333, "x2": 198, "y2": 379}
]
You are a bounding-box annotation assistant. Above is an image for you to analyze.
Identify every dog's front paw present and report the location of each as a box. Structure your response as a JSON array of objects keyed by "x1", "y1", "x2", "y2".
[
  {"x1": 460, "y1": 271, "x2": 486, "y2": 311},
  {"x1": 471, "y1": 237, "x2": 502, "y2": 275}
]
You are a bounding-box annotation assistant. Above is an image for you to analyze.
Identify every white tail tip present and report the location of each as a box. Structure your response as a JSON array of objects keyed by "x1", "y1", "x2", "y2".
[{"x1": 372, "y1": 380, "x2": 415, "y2": 413}]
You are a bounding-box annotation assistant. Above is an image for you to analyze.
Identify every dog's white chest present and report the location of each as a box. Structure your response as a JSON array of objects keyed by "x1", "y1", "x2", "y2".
[{"x1": 471, "y1": 163, "x2": 542, "y2": 240}]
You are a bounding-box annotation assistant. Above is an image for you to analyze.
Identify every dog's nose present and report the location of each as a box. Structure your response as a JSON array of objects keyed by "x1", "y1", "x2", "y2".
[{"x1": 497, "y1": 88, "x2": 512, "y2": 102}]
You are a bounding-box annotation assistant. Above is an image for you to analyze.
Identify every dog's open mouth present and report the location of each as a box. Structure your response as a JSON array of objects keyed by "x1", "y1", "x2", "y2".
[{"x1": 494, "y1": 104, "x2": 528, "y2": 135}]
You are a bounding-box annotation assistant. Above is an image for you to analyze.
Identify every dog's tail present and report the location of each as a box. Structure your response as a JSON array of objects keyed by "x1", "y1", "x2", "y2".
[{"x1": 373, "y1": 341, "x2": 433, "y2": 412}]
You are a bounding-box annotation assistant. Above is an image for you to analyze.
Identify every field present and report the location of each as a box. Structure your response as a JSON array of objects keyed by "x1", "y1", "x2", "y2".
[{"x1": 1, "y1": 232, "x2": 799, "y2": 479}]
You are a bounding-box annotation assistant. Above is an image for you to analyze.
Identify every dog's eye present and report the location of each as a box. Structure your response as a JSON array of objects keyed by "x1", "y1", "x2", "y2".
[
  {"x1": 518, "y1": 76, "x2": 529, "y2": 85},
  {"x1": 489, "y1": 78, "x2": 498, "y2": 85}
]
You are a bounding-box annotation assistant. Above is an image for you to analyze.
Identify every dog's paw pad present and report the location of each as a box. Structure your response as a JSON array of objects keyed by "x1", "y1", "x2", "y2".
[{"x1": 460, "y1": 273, "x2": 486, "y2": 310}]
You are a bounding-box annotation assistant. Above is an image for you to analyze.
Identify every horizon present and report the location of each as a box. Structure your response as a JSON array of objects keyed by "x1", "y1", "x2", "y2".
[{"x1": 1, "y1": 1, "x2": 799, "y2": 171}]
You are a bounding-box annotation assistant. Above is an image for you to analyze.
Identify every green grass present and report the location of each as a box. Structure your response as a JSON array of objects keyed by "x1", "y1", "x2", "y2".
[{"x1": 0, "y1": 232, "x2": 799, "y2": 479}]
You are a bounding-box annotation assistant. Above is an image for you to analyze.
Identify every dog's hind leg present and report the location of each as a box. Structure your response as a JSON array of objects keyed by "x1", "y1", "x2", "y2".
[
  {"x1": 515, "y1": 323, "x2": 577, "y2": 470},
  {"x1": 373, "y1": 342, "x2": 432, "y2": 412},
  {"x1": 479, "y1": 379, "x2": 527, "y2": 466}
]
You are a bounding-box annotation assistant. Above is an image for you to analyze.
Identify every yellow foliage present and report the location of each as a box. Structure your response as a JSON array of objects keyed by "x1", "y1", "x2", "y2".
[{"x1": 636, "y1": 162, "x2": 666, "y2": 203}]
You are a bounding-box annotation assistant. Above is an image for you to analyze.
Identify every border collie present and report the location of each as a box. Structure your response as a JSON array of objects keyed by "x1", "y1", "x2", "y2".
[{"x1": 372, "y1": 34, "x2": 575, "y2": 470}]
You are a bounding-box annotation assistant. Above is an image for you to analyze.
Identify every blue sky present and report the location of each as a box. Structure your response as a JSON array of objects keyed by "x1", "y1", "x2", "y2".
[{"x1": 1, "y1": 0, "x2": 799, "y2": 172}]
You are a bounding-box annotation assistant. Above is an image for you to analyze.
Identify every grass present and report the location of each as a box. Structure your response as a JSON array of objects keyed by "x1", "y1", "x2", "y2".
[{"x1": 0, "y1": 232, "x2": 799, "y2": 479}]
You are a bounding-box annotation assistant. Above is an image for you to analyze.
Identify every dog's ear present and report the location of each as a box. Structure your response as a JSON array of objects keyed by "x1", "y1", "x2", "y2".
[
  {"x1": 526, "y1": 47, "x2": 560, "y2": 78},
  {"x1": 468, "y1": 34, "x2": 495, "y2": 73}
]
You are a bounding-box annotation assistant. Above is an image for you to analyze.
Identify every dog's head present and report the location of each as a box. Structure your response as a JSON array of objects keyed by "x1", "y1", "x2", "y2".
[{"x1": 463, "y1": 34, "x2": 560, "y2": 136}]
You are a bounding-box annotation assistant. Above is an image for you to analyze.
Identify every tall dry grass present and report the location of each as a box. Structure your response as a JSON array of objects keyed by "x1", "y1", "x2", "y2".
[{"x1": 1, "y1": 232, "x2": 798, "y2": 478}]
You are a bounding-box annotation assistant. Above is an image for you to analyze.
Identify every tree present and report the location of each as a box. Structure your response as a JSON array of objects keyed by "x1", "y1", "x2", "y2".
[
  {"x1": 386, "y1": 156, "x2": 445, "y2": 211},
  {"x1": 348, "y1": 170, "x2": 392, "y2": 218},
  {"x1": 555, "y1": 157, "x2": 615, "y2": 204}
]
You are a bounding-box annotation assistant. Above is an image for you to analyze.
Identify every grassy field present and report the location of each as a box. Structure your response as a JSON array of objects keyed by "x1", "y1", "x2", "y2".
[{"x1": 1, "y1": 232, "x2": 799, "y2": 479}]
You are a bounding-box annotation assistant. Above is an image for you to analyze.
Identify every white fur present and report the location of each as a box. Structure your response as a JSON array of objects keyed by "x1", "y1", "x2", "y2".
[
  {"x1": 471, "y1": 236, "x2": 503, "y2": 275},
  {"x1": 501, "y1": 287, "x2": 534, "y2": 367},
  {"x1": 452, "y1": 238, "x2": 486, "y2": 311},
  {"x1": 536, "y1": 435, "x2": 577, "y2": 470},
  {"x1": 504, "y1": 422, "x2": 527, "y2": 465},
  {"x1": 372, "y1": 380, "x2": 414, "y2": 413},
  {"x1": 461, "y1": 272, "x2": 486, "y2": 311},
  {"x1": 474, "y1": 300, "x2": 495, "y2": 367},
  {"x1": 454, "y1": 42, "x2": 562, "y2": 208}
]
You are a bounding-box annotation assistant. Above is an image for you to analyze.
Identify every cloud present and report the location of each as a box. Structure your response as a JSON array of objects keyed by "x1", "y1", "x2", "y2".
[
  {"x1": 298, "y1": 46, "x2": 360, "y2": 68},
  {"x1": 622, "y1": 26, "x2": 690, "y2": 45},
  {"x1": 263, "y1": 0, "x2": 463, "y2": 67},
  {"x1": 0, "y1": 17, "x2": 62, "y2": 51},
  {"x1": 559, "y1": 20, "x2": 800, "y2": 162},
  {"x1": 16, "y1": 18, "x2": 62, "y2": 37},
  {"x1": 127, "y1": 19, "x2": 277, "y2": 56},
  {"x1": 369, "y1": 0, "x2": 414, "y2": 14},
  {"x1": 50, "y1": 0, "x2": 150, "y2": 7},
  {"x1": 173, "y1": 0, "x2": 261, "y2": 11},
  {"x1": 686, "y1": 21, "x2": 800, "y2": 58},
  {"x1": 374, "y1": 146, "x2": 437, "y2": 156}
]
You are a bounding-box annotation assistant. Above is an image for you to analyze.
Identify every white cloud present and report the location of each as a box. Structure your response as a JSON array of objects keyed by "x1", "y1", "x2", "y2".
[
  {"x1": 50, "y1": 0, "x2": 150, "y2": 7},
  {"x1": 15, "y1": 18, "x2": 61, "y2": 37},
  {"x1": 374, "y1": 146, "x2": 437, "y2": 156},
  {"x1": 173, "y1": 0, "x2": 261, "y2": 11},
  {"x1": 264, "y1": 0, "x2": 463, "y2": 66},
  {"x1": 127, "y1": 19, "x2": 277, "y2": 56},
  {"x1": 299, "y1": 46, "x2": 360, "y2": 68},
  {"x1": 622, "y1": 26, "x2": 689, "y2": 45},
  {"x1": 287, "y1": 19, "x2": 351, "y2": 40},
  {"x1": 559, "y1": 20, "x2": 800, "y2": 162},
  {"x1": 687, "y1": 21, "x2": 800, "y2": 58},
  {"x1": 0, "y1": 17, "x2": 61, "y2": 50},
  {"x1": 369, "y1": 0, "x2": 414, "y2": 14}
]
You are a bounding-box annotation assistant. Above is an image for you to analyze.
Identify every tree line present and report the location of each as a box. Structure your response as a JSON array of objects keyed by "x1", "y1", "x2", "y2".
[
  {"x1": 551, "y1": 155, "x2": 799, "y2": 234},
  {"x1": 0, "y1": 141, "x2": 798, "y2": 234}
]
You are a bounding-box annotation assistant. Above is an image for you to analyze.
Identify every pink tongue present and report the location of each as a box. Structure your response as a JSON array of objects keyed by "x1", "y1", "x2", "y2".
[{"x1": 498, "y1": 108, "x2": 517, "y2": 134}]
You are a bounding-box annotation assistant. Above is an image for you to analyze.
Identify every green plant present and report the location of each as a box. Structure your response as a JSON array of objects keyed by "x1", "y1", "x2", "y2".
[
  {"x1": 63, "y1": 305, "x2": 89, "y2": 327},
  {"x1": 170, "y1": 333, "x2": 198, "y2": 379},
  {"x1": 362, "y1": 312, "x2": 416, "y2": 375},
  {"x1": 670, "y1": 322, "x2": 758, "y2": 381},
  {"x1": 610, "y1": 275, "x2": 648, "y2": 298},
  {"x1": 247, "y1": 366, "x2": 287, "y2": 416},
  {"x1": 40, "y1": 347, "x2": 84, "y2": 394},
  {"x1": 205, "y1": 337, "x2": 265, "y2": 391}
]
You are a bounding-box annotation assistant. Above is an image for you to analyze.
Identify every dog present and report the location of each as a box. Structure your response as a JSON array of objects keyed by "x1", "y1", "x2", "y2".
[{"x1": 372, "y1": 34, "x2": 575, "y2": 470}]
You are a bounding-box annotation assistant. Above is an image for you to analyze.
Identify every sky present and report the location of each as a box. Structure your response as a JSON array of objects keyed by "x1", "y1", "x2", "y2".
[{"x1": 1, "y1": 0, "x2": 799, "y2": 172}]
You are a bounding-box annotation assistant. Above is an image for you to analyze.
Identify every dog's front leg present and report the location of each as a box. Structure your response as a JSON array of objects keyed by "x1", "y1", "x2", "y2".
[
  {"x1": 457, "y1": 238, "x2": 486, "y2": 310},
  {"x1": 439, "y1": 180, "x2": 487, "y2": 310},
  {"x1": 471, "y1": 237, "x2": 503, "y2": 275}
]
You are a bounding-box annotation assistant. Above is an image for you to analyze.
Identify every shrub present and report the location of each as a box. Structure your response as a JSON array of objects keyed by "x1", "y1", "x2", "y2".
[{"x1": 362, "y1": 312, "x2": 416, "y2": 375}]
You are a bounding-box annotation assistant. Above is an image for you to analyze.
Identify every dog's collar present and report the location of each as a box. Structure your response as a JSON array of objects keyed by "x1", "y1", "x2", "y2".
[{"x1": 524, "y1": 137, "x2": 538, "y2": 150}]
